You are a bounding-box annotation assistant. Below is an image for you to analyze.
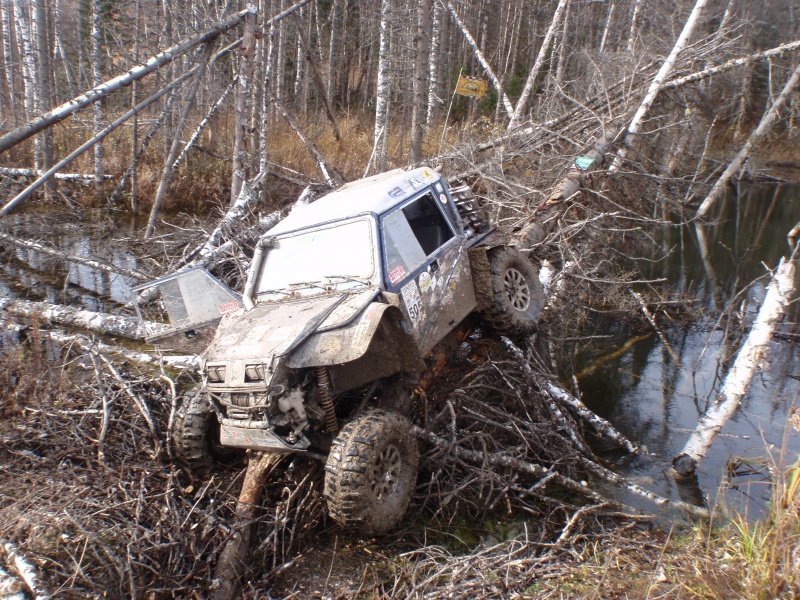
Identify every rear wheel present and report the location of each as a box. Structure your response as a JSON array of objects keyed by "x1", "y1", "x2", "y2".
[
  {"x1": 482, "y1": 246, "x2": 544, "y2": 335},
  {"x1": 324, "y1": 409, "x2": 419, "y2": 535}
]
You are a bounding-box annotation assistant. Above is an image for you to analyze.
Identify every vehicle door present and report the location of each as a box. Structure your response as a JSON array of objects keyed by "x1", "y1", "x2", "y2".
[
  {"x1": 381, "y1": 186, "x2": 477, "y2": 355},
  {"x1": 132, "y1": 267, "x2": 241, "y2": 354}
]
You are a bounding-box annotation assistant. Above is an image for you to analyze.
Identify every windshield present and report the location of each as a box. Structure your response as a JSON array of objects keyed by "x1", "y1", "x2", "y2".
[{"x1": 254, "y1": 217, "x2": 377, "y2": 297}]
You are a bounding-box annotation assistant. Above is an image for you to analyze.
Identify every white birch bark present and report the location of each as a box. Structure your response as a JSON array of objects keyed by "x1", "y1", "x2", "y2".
[
  {"x1": 441, "y1": 0, "x2": 513, "y2": 117},
  {"x1": 425, "y1": 0, "x2": 442, "y2": 125},
  {"x1": 91, "y1": 0, "x2": 103, "y2": 190},
  {"x1": 0, "y1": 8, "x2": 254, "y2": 154},
  {"x1": 174, "y1": 79, "x2": 235, "y2": 169},
  {"x1": 627, "y1": 0, "x2": 643, "y2": 53},
  {"x1": 12, "y1": 0, "x2": 36, "y2": 123},
  {"x1": 695, "y1": 60, "x2": 800, "y2": 219},
  {"x1": 554, "y1": 0, "x2": 571, "y2": 87},
  {"x1": 599, "y1": 1, "x2": 616, "y2": 54},
  {"x1": 0, "y1": 297, "x2": 167, "y2": 340},
  {"x1": 231, "y1": 6, "x2": 257, "y2": 204},
  {"x1": 0, "y1": 231, "x2": 147, "y2": 280},
  {"x1": 663, "y1": 40, "x2": 800, "y2": 92},
  {"x1": 2, "y1": 0, "x2": 16, "y2": 119},
  {"x1": 507, "y1": 0, "x2": 569, "y2": 130},
  {"x1": 2, "y1": 542, "x2": 49, "y2": 600},
  {"x1": 1, "y1": 64, "x2": 199, "y2": 216},
  {"x1": 0, "y1": 167, "x2": 111, "y2": 180},
  {"x1": 610, "y1": 0, "x2": 709, "y2": 172},
  {"x1": 372, "y1": 0, "x2": 392, "y2": 174},
  {"x1": 673, "y1": 258, "x2": 796, "y2": 476},
  {"x1": 34, "y1": 0, "x2": 54, "y2": 197}
]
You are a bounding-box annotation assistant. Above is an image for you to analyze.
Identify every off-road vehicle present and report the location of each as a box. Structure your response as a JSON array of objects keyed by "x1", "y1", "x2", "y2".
[{"x1": 135, "y1": 167, "x2": 544, "y2": 534}]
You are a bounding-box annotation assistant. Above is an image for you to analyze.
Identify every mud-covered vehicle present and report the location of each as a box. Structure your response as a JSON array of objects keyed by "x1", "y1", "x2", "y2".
[{"x1": 135, "y1": 167, "x2": 543, "y2": 534}]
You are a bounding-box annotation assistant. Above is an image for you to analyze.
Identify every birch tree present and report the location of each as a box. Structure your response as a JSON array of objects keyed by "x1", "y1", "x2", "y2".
[
  {"x1": 695, "y1": 60, "x2": 800, "y2": 219},
  {"x1": 371, "y1": 0, "x2": 392, "y2": 174},
  {"x1": 610, "y1": 0, "x2": 709, "y2": 172},
  {"x1": 91, "y1": 0, "x2": 103, "y2": 191},
  {"x1": 507, "y1": 0, "x2": 569, "y2": 130},
  {"x1": 231, "y1": 7, "x2": 257, "y2": 204}
]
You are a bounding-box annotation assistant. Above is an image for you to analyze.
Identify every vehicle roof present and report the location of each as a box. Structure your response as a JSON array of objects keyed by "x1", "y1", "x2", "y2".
[{"x1": 266, "y1": 167, "x2": 443, "y2": 235}]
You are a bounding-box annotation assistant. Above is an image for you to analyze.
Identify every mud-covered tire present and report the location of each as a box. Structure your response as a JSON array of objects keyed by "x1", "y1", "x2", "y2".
[
  {"x1": 324, "y1": 409, "x2": 419, "y2": 535},
  {"x1": 482, "y1": 246, "x2": 544, "y2": 335},
  {"x1": 173, "y1": 389, "x2": 238, "y2": 475}
]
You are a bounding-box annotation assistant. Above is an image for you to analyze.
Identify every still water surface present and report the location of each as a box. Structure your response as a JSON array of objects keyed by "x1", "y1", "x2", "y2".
[{"x1": 576, "y1": 182, "x2": 800, "y2": 516}]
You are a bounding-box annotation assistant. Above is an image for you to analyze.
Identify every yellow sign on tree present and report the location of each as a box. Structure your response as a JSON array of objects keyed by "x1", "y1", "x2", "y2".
[{"x1": 455, "y1": 75, "x2": 488, "y2": 99}]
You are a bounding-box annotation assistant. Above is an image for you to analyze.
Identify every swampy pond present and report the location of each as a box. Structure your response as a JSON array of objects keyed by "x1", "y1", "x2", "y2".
[
  {"x1": 575, "y1": 181, "x2": 800, "y2": 517},
  {"x1": 2, "y1": 181, "x2": 799, "y2": 519}
]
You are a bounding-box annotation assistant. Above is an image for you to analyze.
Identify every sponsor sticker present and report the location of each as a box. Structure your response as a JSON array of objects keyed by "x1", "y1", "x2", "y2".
[
  {"x1": 418, "y1": 271, "x2": 432, "y2": 291},
  {"x1": 389, "y1": 186, "x2": 405, "y2": 198},
  {"x1": 218, "y1": 300, "x2": 240, "y2": 315},
  {"x1": 439, "y1": 193, "x2": 448, "y2": 204},
  {"x1": 421, "y1": 168, "x2": 437, "y2": 181},
  {"x1": 401, "y1": 281, "x2": 422, "y2": 322},
  {"x1": 389, "y1": 264, "x2": 406, "y2": 284}
]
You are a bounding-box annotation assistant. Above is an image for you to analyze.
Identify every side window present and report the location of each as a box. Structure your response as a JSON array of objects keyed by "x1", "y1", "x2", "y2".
[{"x1": 383, "y1": 192, "x2": 455, "y2": 286}]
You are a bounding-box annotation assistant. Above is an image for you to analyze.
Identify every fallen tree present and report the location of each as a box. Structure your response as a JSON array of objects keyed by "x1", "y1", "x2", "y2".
[{"x1": 673, "y1": 255, "x2": 797, "y2": 477}]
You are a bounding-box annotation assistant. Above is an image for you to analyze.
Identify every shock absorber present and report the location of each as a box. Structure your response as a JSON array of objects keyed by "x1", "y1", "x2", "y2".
[{"x1": 314, "y1": 366, "x2": 339, "y2": 434}]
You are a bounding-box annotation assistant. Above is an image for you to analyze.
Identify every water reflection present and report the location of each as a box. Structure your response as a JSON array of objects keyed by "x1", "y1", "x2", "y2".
[
  {"x1": 576, "y1": 182, "x2": 800, "y2": 517},
  {"x1": 0, "y1": 211, "x2": 140, "y2": 311}
]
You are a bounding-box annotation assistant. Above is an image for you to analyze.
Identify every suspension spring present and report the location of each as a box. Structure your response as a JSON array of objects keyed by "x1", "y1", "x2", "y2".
[{"x1": 314, "y1": 366, "x2": 339, "y2": 434}]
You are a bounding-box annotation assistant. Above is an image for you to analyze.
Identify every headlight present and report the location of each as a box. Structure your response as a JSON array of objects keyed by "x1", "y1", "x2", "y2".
[
  {"x1": 206, "y1": 365, "x2": 226, "y2": 382},
  {"x1": 244, "y1": 364, "x2": 265, "y2": 382}
]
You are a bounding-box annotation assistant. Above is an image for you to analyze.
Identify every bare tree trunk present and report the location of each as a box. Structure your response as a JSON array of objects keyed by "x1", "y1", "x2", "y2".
[
  {"x1": 326, "y1": 0, "x2": 340, "y2": 102},
  {"x1": 627, "y1": 0, "x2": 643, "y2": 53},
  {"x1": 673, "y1": 256, "x2": 796, "y2": 477},
  {"x1": 145, "y1": 44, "x2": 214, "y2": 239},
  {"x1": 599, "y1": 1, "x2": 616, "y2": 54},
  {"x1": 231, "y1": 8, "x2": 256, "y2": 205},
  {"x1": 426, "y1": 0, "x2": 442, "y2": 126},
  {"x1": 91, "y1": 0, "x2": 103, "y2": 195},
  {"x1": 0, "y1": 8, "x2": 254, "y2": 155},
  {"x1": 293, "y1": 12, "x2": 340, "y2": 141},
  {"x1": 410, "y1": 0, "x2": 431, "y2": 163},
  {"x1": 34, "y1": 0, "x2": 54, "y2": 199},
  {"x1": 271, "y1": 93, "x2": 341, "y2": 187},
  {"x1": 441, "y1": 0, "x2": 513, "y2": 117},
  {"x1": 695, "y1": 60, "x2": 800, "y2": 219},
  {"x1": 554, "y1": 0, "x2": 570, "y2": 88},
  {"x1": 1, "y1": 65, "x2": 198, "y2": 216},
  {"x1": 508, "y1": 0, "x2": 569, "y2": 130},
  {"x1": 1, "y1": 0, "x2": 16, "y2": 121},
  {"x1": 130, "y1": 0, "x2": 141, "y2": 213},
  {"x1": 13, "y1": 0, "x2": 36, "y2": 125},
  {"x1": 610, "y1": 0, "x2": 709, "y2": 171},
  {"x1": 371, "y1": 0, "x2": 392, "y2": 173}
]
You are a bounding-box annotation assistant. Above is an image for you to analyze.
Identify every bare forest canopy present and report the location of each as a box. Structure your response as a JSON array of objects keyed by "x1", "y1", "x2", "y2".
[{"x1": 0, "y1": 0, "x2": 798, "y2": 226}]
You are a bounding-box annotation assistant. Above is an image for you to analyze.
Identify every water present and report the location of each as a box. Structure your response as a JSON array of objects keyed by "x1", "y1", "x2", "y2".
[
  {"x1": 0, "y1": 211, "x2": 144, "y2": 313},
  {"x1": 574, "y1": 182, "x2": 800, "y2": 517}
]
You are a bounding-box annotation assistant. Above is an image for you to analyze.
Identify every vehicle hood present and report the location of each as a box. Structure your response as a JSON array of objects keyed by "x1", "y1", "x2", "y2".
[{"x1": 202, "y1": 288, "x2": 378, "y2": 363}]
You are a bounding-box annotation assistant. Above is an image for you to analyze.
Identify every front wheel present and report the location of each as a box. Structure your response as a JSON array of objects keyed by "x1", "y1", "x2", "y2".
[
  {"x1": 482, "y1": 246, "x2": 544, "y2": 335},
  {"x1": 173, "y1": 389, "x2": 243, "y2": 475},
  {"x1": 324, "y1": 410, "x2": 419, "y2": 535}
]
